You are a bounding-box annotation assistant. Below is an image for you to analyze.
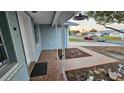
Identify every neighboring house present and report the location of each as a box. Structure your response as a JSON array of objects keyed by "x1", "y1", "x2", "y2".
[
  {"x1": 95, "y1": 30, "x2": 112, "y2": 37},
  {"x1": 109, "y1": 31, "x2": 124, "y2": 38},
  {"x1": 0, "y1": 11, "x2": 77, "y2": 81},
  {"x1": 95, "y1": 29, "x2": 124, "y2": 39}
]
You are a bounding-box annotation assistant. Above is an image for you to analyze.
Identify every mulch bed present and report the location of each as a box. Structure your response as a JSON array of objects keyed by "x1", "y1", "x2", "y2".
[
  {"x1": 83, "y1": 46, "x2": 124, "y2": 56},
  {"x1": 65, "y1": 62, "x2": 124, "y2": 81},
  {"x1": 83, "y1": 46, "x2": 124, "y2": 62},
  {"x1": 58, "y1": 48, "x2": 92, "y2": 60}
]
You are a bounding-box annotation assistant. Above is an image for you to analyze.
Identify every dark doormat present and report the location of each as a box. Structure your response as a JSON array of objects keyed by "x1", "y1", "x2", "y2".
[{"x1": 30, "y1": 62, "x2": 48, "y2": 77}]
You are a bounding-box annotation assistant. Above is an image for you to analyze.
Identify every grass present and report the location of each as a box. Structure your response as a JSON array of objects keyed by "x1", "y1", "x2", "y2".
[
  {"x1": 69, "y1": 37, "x2": 83, "y2": 42},
  {"x1": 69, "y1": 36, "x2": 122, "y2": 42},
  {"x1": 101, "y1": 36, "x2": 122, "y2": 41}
]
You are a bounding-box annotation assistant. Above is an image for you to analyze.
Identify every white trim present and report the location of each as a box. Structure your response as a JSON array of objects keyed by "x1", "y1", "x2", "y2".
[
  {"x1": 52, "y1": 11, "x2": 61, "y2": 27},
  {"x1": 36, "y1": 25, "x2": 41, "y2": 48},
  {"x1": 55, "y1": 23, "x2": 59, "y2": 59},
  {"x1": 0, "y1": 63, "x2": 22, "y2": 81},
  {"x1": 34, "y1": 25, "x2": 41, "y2": 48}
]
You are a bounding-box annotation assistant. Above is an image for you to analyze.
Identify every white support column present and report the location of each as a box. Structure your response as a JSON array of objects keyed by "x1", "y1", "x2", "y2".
[
  {"x1": 61, "y1": 12, "x2": 65, "y2": 60},
  {"x1": 52, "y1": 12, "x2": 61, "y2": 27},
  {"x1": 55, "y1": 22, "x2": 59, "y2": 59}
]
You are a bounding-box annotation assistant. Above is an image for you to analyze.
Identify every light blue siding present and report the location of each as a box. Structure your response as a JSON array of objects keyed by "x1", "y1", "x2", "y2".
[
  {"x1": 0, "y1": 11, "x2": 69, "y2": 81},
  {"x1": 9, "y1": 65, "x2": 29, "y2": 81},
  {"x1": 39, "y1": 25, "x2": 68, "y2": 50},
  {"x1": 4, "y1": 12, "x2": 29, "y2": 81}
]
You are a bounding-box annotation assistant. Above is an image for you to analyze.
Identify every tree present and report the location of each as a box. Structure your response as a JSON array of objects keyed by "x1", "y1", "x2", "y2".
[
  {"x1": 90, "y1": 28, "x2": 97, "y2": 32},
  {"x1": 87, "y1": 11, "x2": 124, "y2": 33},
  {"x1": 72, "y1": 30, "x2": 80, "y2": 33}
]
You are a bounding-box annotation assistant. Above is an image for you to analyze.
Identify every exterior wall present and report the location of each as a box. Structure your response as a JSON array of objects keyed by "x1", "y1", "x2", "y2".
[
  {"x1": 1, "y1": 11, "x2": 42, "y2": 80},
  {"x1": 6, "y1": 12, "x2": 29, "y2": 81},
  {"x1": 0, "y1": 11, "x2": 70, "y2": 81},
  {"x1": 18, "y1": 12, "x2": 36, "y2": 63},
  {"x1": 17, "y1": 12, "x2": 42, "y2": 64},
  {"x1": 17, "y1": 12, "x2": 31, "y2": 65},
  {"x1": 39, "y1": 25, "x2": 68, "y2": 50},
  {"x1": 17, "y1": 12, "x2": 69, "y2": 63}
]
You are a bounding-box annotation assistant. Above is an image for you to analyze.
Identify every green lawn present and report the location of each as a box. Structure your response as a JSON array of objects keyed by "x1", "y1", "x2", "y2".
[
  {"x1": 101, "y1": 36, "x2": 122, "y2": 41},
  {"x1": 69, "y1": 36, "x2": 122, "y2": 42},
  {"x1": 69, "y1": 37, "x2": 83, "y2": 42}
]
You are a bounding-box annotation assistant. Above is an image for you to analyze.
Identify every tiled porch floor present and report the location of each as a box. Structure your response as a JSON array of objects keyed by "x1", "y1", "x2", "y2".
[{"x1": 30, "y1": 50, "x2": 65, "y2": 81}]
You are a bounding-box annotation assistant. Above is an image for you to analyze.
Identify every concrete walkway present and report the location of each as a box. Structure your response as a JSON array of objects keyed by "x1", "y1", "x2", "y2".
[
  {"x1": 106, "y1": 40, "x2": 124, "y2": 46},
  {"x1": 69, "y1": 42, "x2": 120, "y2": 47},
  {"x1": 62, "y1": 46, "x2": 118, "y2": 71}
]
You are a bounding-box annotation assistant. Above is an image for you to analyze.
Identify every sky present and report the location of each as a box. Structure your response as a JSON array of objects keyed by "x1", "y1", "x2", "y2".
[{"x1": 69, "y1": 17, "x2": 124, "y2": 32}]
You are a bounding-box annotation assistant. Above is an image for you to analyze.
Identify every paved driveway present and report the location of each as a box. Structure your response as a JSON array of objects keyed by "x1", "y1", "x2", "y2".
[{"x1": 68, "y1": 42, "x2": 120, "y2": 47}]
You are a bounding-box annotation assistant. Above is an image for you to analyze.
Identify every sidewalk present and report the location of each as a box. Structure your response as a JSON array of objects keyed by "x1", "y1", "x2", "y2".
[
  {"x1": 106, "y1": 40, "x2": 124, "y2": 45},
  {"x1": 68, "y1": 42, "x2": 120, "y2": 47}
]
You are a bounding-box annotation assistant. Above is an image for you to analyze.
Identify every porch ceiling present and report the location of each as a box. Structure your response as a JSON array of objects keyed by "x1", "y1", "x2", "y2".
[
  {"x1": 56, "y1": 11, "x2": 79, "y2": 25},
  {"x1": 27, "y1": 11, "x2": 79, "y2": 25},
  {"x1": 27, "y1": 11, "x2": 55, "y2": 24}
]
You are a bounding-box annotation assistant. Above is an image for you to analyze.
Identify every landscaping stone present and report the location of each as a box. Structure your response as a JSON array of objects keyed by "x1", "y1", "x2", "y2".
[
  {"x1": 66, "y1": 62, "x2": 124, "y2": 81},
  {"x1": 108, "y1": 70, "x2": 118, "y2": 80},
  {"x1": 117, "y1": 77, "x2": 124, "y2": 81},
  {"x1": 94, "y1": 70, "x2": 101, "y2": 75},
  {"x1": 99, "y1": 69, "x2": 107, "y2": 75},
  {"x1": 87, "y1": 76, "x2": 94, "y2": 81},
  {"x1": 89, "y1": 70, "x2": 93, "y2": 75}
]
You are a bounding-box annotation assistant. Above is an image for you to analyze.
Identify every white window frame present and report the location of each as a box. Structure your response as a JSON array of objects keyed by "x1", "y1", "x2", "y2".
[
  {"x1": 0, "y1": 29, "x2": 10, "y2": 68},
  {"x1": 0, "y1": 28, "x2": 22, "y2": 80},
  {"x1": 34, "y1": 25, "x2": 41, "y2": 48},
  {"x1": 0, "y1": 12, "x2": 26, "y2": 81}
]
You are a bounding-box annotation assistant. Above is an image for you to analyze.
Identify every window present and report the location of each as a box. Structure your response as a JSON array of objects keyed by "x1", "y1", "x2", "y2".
[
  {"x1": 0, "y1": 32, "x2": 9, "y2": 68},
  {"x1": 0, "y1": 12, "x2": 23, "y2": 80},
  {"x1": 34, "y1": 25, "x2": 40, "y2": 46},
  {"x1": 0, "y1": 29, "x2": 16, "y2": 79}
]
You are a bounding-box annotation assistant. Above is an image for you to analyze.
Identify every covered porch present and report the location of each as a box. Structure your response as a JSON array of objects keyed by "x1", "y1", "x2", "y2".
[
  {"x1": 1, "y1": 11, "x2": 123, "y2": 81},
  {"x1": 24, "y1": 11, "x2": 122, "y2": 81},
  {"x1": 18, "y1": 11, "x2": 79, "y2": 80},
  {"x1": 29, "y1": 46, "x2": 119, "y2": 81}
]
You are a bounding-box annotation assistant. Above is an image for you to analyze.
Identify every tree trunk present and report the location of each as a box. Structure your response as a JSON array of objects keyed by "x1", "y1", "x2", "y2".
[{"x1": 103, "y1": 25, "x2": 124, "y2": 34}]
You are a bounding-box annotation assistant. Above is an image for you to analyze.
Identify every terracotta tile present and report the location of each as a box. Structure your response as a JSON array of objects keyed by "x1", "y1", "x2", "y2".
[{"x1": 30, "y1": 50, "x2": 65, "y2": 81}]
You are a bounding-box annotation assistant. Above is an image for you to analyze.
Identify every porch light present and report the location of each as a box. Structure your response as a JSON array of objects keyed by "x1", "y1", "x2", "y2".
[
  {"x1": 32, "y1": 11, "x2": 37, "y2": 13},
  {"x1": 73, "y1": 13, "x2": 88, "y2": 21}
]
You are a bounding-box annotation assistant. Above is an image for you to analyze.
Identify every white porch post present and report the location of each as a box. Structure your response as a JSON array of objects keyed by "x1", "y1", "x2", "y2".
[
  {"x1": 55, "y1": 22, "x2": 59, "y2": 59},
  {"x1": 61, "y1": 12, "x2": 65, "y2": 60}
]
